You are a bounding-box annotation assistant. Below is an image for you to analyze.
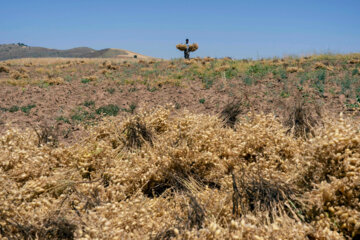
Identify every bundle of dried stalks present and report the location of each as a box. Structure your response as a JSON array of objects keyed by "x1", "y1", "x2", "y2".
[
  {"x1": 285, "y1": 101, "x2": 318, "y2": 138},
  {"x1": 176, "y1": 44, "x2": 187, "y2": 51},
  {"x1": 188, "y1": 43, "x2": 199, "y2": 52}
]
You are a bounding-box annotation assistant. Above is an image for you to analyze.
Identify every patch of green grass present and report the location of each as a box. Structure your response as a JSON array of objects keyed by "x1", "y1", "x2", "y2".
[
  {"x1": 81, "y1": 78, "x2": 91, "y2": 84},
  {"x1": 299, "y1": 72, "x2": 309, "y2": 85},
  {"x1": 71, "y1": 107, "x2": 95, "y2": 122},
  {"x1": 121, "y1": 103, "x2": 137, "y2": 114},
  {"x1": 64, "y1": 75, "x2": 73, "y2": 82},
  {"x1": 9, "y1": 106, "x2": 19, "y2": 112},
  {"x1": 147, "y1": 86, "x2": 157, "y2": 92},
  {"x1": 202, "y1": 78, "x2": 214, "y2": 89},
  {"x1": 352, "y1": 68, "x2": 359, "y2": 76},
  {"x1": 129, "y1": 87, "x2": 137, "y2": 92},
  {"x1": 56, "y1": 116, "x2": 71, "y2": 124},
  {"x1": 355, "y1": 87, "x2": 360, "y2": 103},
  {"x1": 199, "y1": 98, "x2": 205, "y2": 104},
  {"x1": 38, "y1": 81, "x2": 50, "y2": 88},
  {"x1": 340, "y1": 75, "x2": 355, "y2": 95},
  {"x1": 246, "y1": 63, "x2": 274, "y2": 78},
  {"x1": 272, "y1": 67, "x2": 287, "y2": 80},
  {"x1": 175, "y1": 102, "x2": 181, "y2": 109},
  {"x1": 345, "y1": 103, "x2": 359, "y2": 109},
  {"x1": 296, "y1": 84, "x2": 303, "y2": 92},
  {"x1": 106, "y1": 88, "x2": 115, "y2": 94},
  {"x1": 316, "y1": 69, "x2": 326, "y2": 82},
  {"x1": 314, "y1": 82, "x2": 325, "y2": 96},
  {"x1": 83, "y1": 100, "x2": 95, "y2": 108},
  {"x1": 329, "y1": 87, "x2": 336, "y2": 95},
  {"x1": 96, "y1": 104, "x2": 119, "y2": 116},
  {"x1": 21, "y1": 104, "x2": 36, "y2": 114},
  {"x1": 225, "y1": 67, "x2": 239, "y2": 79},
  {"x1": 280, "y1": 91, "x2": 290, "y2": 98},
  {"x1": 243, "y1": 76, "x2": 253, "y2": 85}
]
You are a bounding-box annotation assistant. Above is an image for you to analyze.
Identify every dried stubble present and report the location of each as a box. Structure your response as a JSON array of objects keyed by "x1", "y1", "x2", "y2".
[{"x1": 0, "y1": 105, "x2": 359, "y2": 239}]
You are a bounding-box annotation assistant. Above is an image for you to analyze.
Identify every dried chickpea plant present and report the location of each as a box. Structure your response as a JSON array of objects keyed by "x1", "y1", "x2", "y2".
[{"x1": 0, "y1": 106, "x2": 359, "y2": 239}]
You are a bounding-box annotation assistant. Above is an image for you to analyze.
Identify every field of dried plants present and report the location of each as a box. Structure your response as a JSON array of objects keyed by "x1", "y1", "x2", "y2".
[{"x1": 0, "y1": 54, "x2": 360, "y2": 239}]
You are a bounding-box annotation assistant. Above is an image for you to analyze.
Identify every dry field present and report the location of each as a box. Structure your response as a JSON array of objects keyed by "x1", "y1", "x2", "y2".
[{"x1": 0, "y1": 54, "x2": 360, "y2": 239}]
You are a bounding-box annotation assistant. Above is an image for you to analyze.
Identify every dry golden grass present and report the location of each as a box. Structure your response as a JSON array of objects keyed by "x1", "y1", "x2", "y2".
[
  {"x1": 46, "y1": 77, "x2": 65, "y2": 85},
  {"x1": 286, "y1": 66, "x2": 304, "y2": 73},
  {"x1": 0, "y1": 65, "x2": 10, "y2": 73},
  {"x1": 0, "y1": 106, "x2": 359, "y2": 239},
  {"x1": 314, "y1": 62, "x2": 334, "y2": 71},
  {"x1": 3, "y1": 57, "x2": 156, "y2": 67}
]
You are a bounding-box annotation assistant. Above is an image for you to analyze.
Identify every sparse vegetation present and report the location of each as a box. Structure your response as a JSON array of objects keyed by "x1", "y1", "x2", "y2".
[
  {"x1": 106, "y1": 87, "x2": 115, "y2": 94},
  {"x1": 56, "y1": 115, "x2": 71, "y2": 124},
  {"x1": 9, "y1": 105, "x2": 19, "y2": 112},
  {"x1": 81, "y1": 78, "x2": 91, "y2": 84},
  {"x1": 96, "y1": 104, "x2": 119, "y2": 116},
  {"x1": 1, "y1": 54, "x2": 360, "y2": 239},
  {"x1": 71, "y1": 107, "x2": 95, "y2": 122},
  {"x1": 83, "y1": 100, "x2": 95, "y2": 108},
  {"x1": 20, "y1": 104, "x2": 36, "y2": 114}
]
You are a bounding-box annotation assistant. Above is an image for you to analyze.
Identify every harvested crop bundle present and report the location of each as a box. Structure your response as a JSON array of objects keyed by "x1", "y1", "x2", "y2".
[
  {"x1": 188, "y1": 43, "x2": 199, "y2": 52},
  {"x1": 0, "y1": 65, "x2": 10, "y2": 73},
  {"x1": 1, "y1": 104, "x2": 360, "y2": 239},
  {"x1": 176, "y1": 44, "x2": 187, "y2": 51}
]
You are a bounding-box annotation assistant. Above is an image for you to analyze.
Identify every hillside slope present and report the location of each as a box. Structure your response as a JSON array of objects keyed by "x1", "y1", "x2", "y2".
[{"x1": 0, "y1": 43, "x2": 151, "y2": 60}]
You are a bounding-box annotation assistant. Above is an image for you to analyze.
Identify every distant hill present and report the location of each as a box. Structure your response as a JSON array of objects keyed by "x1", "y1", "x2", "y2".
[{"x1": 0, "y1": 43, "x2": 152, "y2": 60}]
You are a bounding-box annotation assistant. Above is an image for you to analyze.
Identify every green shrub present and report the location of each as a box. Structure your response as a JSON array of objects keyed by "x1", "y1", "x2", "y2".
[
  {"x1": 147, "y1": 86, "x2": 157, "y2": 92},
  {"x1": 81, "y1": 78, "x2": 91, "y2": 84},
  {"x1": 106, "y1": 88, "x2": 115, "y2": 94},
  {"x1": 202, "y1": 78, "x2": 214, "y2": 89},
  {"x1": 96, "y1": 104, "x2": 119, "y2": 116},
  {"x1": 21, "y1": 104, "x2": 36, "y2": 114},
  {"x1": 243, "y1": 76, "x2": 253, "y2": 85},
  {"x1": 129, "y1": 103, "x2": 137, "y2": 114},
  {"x1": 299, "y1": 72, "x2": 309, "y2": 85},
  {"x1": 199, "y1": 98, "x2": 205, "y2": 104},
  {"x1": 83, "y1": 100, "x2": 95, "y2": 107},
  {"x1": 340, "y1": 75, "x2": 354, "y2": 95},
  {"x1": 122, "y1": 104, "x2": 137, "y2": 114},
  {"x1": 352, "y1": 68, "x2": 359, "y2": 76},
  {"x1": 56, "y1": 116, "x2": 70, "y2": 124},
  {"x1": 71, "y1": 107, "x2": 95, "y2": 121},
  {"x1": 225, "y1": 67, "x2": 238, "y2": 79},
  {"x1": 246, "y1": 63, "x2": 274, "y2": 78},
  {"x1": 280, "y1": 91, "x2": 290, "y2": 98},
  {"x1": 316, "y1": 69, "x2": 326, "y2": 83},
  {"x1": 272, "y1": 67, "x2": 287, "y2": 80},
  {"x1": 64, "y1": 75, "x2": 72, "y2": 82},
  {"x1": 9, "y1": 106, "x2": 19, "y2": 112}
]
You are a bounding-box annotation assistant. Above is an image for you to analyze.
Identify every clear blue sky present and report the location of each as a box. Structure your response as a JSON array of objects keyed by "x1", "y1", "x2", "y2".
[{"x1": 1, "y1": 0, "x2": 359, "y2": 59}]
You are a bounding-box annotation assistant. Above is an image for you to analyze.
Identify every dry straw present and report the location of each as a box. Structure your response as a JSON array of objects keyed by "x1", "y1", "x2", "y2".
[
  {"x1": 176, "y1": 43, "x2": 199, "y2": 52},
  {"x1": 188, "y1": 43, "x2": 199, "y2": 52},
  {"x1": 176, "y1": 44, "x2": 187, "y2": 51},
  {"x1": 0, "y1": 106, "x2": 359, "y2": 238}
]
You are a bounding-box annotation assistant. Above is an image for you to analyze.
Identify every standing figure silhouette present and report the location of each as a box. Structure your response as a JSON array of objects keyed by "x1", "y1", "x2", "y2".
[{"x1": 184, "y1": 39, "x2": 190, "y2": 59}]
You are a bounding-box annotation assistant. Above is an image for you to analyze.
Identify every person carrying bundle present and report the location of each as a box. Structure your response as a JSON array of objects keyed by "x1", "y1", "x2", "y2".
[
  {"x1": 176, "y1": 39, "x2": 198, "y2": 59},
  {"x1": 184, "y1": 39, "x2": 190, "y2": 59}
]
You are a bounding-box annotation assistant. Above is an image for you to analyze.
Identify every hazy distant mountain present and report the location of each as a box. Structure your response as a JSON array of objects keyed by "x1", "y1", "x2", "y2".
[{"x1": 0, "y1": 43, "x2": 151, "y2": 60}]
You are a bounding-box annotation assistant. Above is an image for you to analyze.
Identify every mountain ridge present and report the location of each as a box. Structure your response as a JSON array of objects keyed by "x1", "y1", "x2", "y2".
[{"x1": 0, "y1": 43, "x2": 151, "y2": 60}]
